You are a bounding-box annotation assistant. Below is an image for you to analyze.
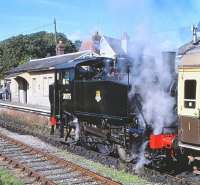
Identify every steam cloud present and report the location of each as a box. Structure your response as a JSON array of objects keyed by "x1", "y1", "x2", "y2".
[
  {"x1": 73, "y1": 117, "x2": 80, "y2": 141},
  {"x1": 129, "y1": 48, "x2": 176, "y2": 134},
  {"x1": 134, "y1": 141, "x2": 149, "y2": 172},
  {"x1": 127, "y1": 45, "x2": 176, "y2": 171}
]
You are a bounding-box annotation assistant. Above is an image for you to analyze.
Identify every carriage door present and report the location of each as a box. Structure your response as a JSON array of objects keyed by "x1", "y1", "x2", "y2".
[
  {"x1": 61, "y1": 69, "x2": 74, "y2": 113},
  {"x1": 180, "y1": 79, "x2": 200, "y2": 144}
]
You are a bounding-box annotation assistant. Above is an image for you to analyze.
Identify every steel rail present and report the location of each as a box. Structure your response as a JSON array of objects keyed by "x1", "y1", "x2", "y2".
[
  {"x1": 0, "y1": 110, "x2": 199, "y2": 184},
  {"x1": 0, "y1": 133, "x2": 121, "y2": 185}
]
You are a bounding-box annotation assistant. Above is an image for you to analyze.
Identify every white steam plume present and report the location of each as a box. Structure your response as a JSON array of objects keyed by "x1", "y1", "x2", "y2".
[
  {"x1": 134, "y1": 141, "x2": 149, "y2": 173},
  {"x1": 73, "y1": 117, "x2": 80, "y2": 141},
  {"x1": 129, "y1": 49, "x2": 176, "y2": 134}
]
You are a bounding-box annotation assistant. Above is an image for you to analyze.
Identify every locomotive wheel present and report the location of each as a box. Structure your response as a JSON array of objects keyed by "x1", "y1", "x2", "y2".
[
  {"x1": 96, "y1": 143, "x2": 113, "y2": 156},
  {"x1": 117, "y1": 145, "x2": 136, "y2": 162}
]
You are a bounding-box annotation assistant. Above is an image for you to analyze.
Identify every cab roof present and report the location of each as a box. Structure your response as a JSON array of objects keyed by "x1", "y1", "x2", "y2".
[{"x1": 54, "y1": 56, "x2": 113, "y2": 70}]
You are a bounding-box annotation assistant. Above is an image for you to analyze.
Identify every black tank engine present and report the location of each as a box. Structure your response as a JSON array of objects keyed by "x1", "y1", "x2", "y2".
[{"x1": 49, "y1": 56, "x2": 177, "y2": 162}]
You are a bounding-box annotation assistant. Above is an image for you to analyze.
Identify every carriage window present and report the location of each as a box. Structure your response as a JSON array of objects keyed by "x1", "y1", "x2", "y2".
[{"x1": 184, "y1": 80, "x2": 196, "y2": 108}]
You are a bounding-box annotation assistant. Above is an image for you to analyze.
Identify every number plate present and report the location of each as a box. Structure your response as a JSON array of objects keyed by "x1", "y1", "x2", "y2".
[{"x1": 63, "y1": 93, "x2": 71, "y2": 100}]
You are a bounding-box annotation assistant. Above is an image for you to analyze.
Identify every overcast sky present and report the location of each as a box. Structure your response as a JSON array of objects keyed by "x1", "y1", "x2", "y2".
[{"x1": 1, "y1": 0, "x2": 200, "y2": 49}]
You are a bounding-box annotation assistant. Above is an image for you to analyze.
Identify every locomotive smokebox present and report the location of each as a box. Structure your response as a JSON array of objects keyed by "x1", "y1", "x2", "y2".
[
  {"x1": 149, "y1": 133, "x2": 177, "y2": 149},
  {"x1": 162, "y1": 51, "x2": 176, "y2": 74}
]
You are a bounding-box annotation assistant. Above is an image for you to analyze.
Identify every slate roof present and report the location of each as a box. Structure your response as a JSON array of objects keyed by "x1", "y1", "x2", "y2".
[
  {"x1": 55, "y1": 57, "x2": 112, "y2": 70},
  {"x1": 103, "y1": 36, "x2": 126, "y2": 55},
  {"x1": 8, "y1": 51, "x2": 92, "y2": 74}
]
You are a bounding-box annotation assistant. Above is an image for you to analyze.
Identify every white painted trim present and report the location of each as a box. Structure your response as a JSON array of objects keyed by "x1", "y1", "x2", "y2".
[
  {"x1": 179, "y1": 142, "x2": 200, "y2": 151},
  {"x1": 101, "y1": 36, "x2": 116, "y2": 56}
]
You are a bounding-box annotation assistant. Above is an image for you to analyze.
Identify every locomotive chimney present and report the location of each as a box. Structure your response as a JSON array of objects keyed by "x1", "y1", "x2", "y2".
[
  {"x1": 162, "y1": 51, "x2": 176, "y2": 74},
  {"x1": 56, "y1": 40, "x2": 65, "y2": 55}
]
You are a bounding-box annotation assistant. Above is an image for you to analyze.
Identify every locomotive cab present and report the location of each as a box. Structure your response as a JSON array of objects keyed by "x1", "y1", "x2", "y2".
[{"x1": 51, "y1": 57, "x2": 131, "y2": 123}]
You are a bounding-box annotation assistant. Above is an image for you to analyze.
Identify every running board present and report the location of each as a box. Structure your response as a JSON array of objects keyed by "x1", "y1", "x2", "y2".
[{"x1": 179, "y1": 142, "x2": 200, "y2": 151}]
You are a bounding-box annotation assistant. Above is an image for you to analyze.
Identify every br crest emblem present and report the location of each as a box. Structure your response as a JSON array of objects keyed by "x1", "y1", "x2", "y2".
[{"x1": 95, "y1": 90, "x2": 101, "y2": 102}]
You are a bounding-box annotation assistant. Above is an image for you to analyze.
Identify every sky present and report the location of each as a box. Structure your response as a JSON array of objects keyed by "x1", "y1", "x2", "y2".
[{"x1": 1, "y1": 0, "x2": 200, "y2": 49}]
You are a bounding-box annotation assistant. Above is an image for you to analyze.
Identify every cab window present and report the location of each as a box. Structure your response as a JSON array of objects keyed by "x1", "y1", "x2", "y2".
[
  {"x1": 56, "y1": 69, "x2": 74, "y2": 85},
  {"x1": 63, "y1": 69, "x2": 74, "y2": 84},
  {"x1": 184, "y1": 80, "x2": 196, "y2": 108}
]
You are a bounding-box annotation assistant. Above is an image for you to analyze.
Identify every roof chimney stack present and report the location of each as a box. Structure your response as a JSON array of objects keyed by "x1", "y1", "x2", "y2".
[
  {"x1": 192, "y1": 25, "x2": 198, "y2": 45},
  {"x1": 56, "y1": 40, "x2": 65, "y2": 55},
  {"x1": 121, "y1": 32, "x2": 130, "y2": 54},
  {"x1": 92, "y1": 32, "x2": 101, "y2": 54}
]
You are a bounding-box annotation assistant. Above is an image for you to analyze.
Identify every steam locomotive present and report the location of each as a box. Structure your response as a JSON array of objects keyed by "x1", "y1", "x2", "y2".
[{"x1": 49, "y1": 53, "x2": 180, "y2": 164}]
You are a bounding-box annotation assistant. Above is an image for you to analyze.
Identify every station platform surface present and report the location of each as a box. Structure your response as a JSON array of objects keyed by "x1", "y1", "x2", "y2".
[{"x1": 0, "y1": 100, "x2": 50, "y2": 113}]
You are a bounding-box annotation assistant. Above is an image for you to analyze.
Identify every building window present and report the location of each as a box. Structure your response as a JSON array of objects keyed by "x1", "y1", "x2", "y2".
[
  {"x1": 43, "y1": 76, "x2": 54, "y2": 97},
  {"x1": 48, "y1": 77, "x2": 53, "y2": 86},
  {"x1": 184, "y1": 80, "x2": 196, "y2": 108},
  {"x1": 32, "y1": 78, "x2": 36, "y2": 93},
  {"x1": 43, "y1": 77, "x2": 48, "y2": 96}
]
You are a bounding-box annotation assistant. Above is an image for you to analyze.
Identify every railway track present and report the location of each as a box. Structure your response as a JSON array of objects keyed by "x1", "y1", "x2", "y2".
[
  {"x1": 0, "y1": 123, "x2": 199, "y2": 185},
  {"x1": 0, "y1": 106, "x2": 199, "y2": 184},
  {"x1": 0, "y1": 133, "x2": 121, "y2": 185}
]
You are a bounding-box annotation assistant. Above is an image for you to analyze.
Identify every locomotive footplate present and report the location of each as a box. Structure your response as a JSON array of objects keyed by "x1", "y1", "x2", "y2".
[{"x1": 193, "y1": 166, "x2": 200, "y2": 175}]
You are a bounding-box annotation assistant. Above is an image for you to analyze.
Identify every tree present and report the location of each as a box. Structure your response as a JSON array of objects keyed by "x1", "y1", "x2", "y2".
[
  {"x1": 74, "y1": 40, "x2": 82, "y2": 51},
  {"x1": 0, "y1": 31, "x2": 77, "y2": 78}
]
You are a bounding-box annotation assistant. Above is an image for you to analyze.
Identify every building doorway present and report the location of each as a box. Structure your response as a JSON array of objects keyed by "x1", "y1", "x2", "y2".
[{"x1": 16, "y1": 77, "x2": 28, "y2": 104}]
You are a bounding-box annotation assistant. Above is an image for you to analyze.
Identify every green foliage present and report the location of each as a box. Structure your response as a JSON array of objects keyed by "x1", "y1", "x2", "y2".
[
  {"x1": 0, "y1": 31, "x2": 77, "y2": 78},
  {"x1": 74, "y1": 40, "x2": 82, "y2": 51},
  {"x1": 0, "y1": 168, "x2": 24, "y2": 185}
]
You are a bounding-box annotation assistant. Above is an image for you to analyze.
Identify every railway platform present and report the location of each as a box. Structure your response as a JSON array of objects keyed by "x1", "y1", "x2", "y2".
[{"x1": 0, "y1": 100, "x2": 50, "y2": 116}]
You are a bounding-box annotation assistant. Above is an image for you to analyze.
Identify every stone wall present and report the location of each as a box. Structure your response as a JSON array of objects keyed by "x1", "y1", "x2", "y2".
[{"x1": 0, "y1": 107, "x2": 49, "y2": 126}]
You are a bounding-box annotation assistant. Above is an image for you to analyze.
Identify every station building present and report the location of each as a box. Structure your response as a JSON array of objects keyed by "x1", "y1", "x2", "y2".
[{"x1": 6, "y1": 50, "x2": 97, "y2": 107}]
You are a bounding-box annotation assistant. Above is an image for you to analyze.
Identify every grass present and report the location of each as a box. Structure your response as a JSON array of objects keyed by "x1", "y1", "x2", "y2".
[
  {"x1": 56, "y1": 150, "x2": 151, "y2": 185},
  {"x1": 0, "y1": 168, "x2": 24, "y2": 185}
]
